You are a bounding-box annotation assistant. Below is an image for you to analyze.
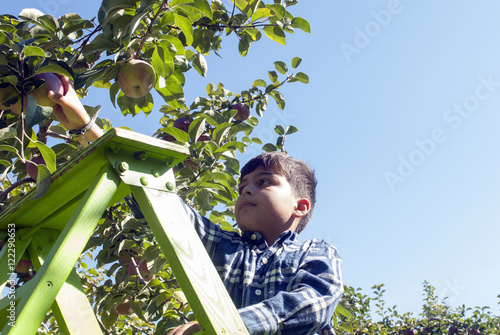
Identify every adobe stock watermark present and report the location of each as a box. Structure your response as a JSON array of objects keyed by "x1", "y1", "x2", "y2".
[
  {"x1": 437, "y1": 277, "x2": 467, "y2": 305},
  {"x1": 6, "y1": 223, "x2": 17, "y2": 328},
  {"x1": 339, "y1": 0, "x2": 404, "y2": 63},
  {"x1": 385, "y1": 75, "x2": 500, "y2": 191},
  {"x1": 37, "y1": 0, "x2": 72, "y2": 17}
]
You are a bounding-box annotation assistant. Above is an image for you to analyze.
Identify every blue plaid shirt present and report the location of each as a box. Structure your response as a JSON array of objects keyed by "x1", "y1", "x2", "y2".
[
  {"x1": 182, "y1": 201, "x2": 343, "y2": 335},
  {"x1": 127, "y1": 196, "x2": 343, "y2": 334}
]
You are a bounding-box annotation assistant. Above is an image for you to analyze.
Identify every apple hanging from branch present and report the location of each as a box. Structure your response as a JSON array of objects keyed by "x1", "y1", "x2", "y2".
[
  {"x1": 118, "y1": 59, "x2": 156, "y2": 98},
  {"x1": 231, "y1": 103, "x2": 250, "y2": 121}
]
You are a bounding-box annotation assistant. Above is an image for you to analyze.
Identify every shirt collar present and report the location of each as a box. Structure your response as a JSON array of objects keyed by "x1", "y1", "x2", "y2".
[{"x1": 242, "y1": 230, "x2": 298, "y2": 248}]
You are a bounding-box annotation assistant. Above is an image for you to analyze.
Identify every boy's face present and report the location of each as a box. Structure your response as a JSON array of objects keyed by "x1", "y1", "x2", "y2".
[{"x1": 235, "y1": 166, "x2": 306, "y2": 243}]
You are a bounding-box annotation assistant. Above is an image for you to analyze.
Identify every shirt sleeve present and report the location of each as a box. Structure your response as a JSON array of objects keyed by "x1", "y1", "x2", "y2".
[{"x1": 237, "y1": 243, "x2": 343, "y2": 335}]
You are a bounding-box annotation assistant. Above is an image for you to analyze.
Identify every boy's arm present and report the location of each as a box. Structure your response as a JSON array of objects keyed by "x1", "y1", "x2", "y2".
[{"x1": 238, "y1": 245, "x2": 343, "y2": 335}]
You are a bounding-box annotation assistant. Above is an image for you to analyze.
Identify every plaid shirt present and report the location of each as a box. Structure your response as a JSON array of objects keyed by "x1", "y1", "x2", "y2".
[{"x1": 127, "y1": 196, "x2": 343, "y2": 334}]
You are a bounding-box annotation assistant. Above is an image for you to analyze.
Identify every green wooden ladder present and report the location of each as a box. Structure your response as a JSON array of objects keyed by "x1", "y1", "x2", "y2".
[{"x1": 0, "y1": 128, "x2": 249, "y2": 335}]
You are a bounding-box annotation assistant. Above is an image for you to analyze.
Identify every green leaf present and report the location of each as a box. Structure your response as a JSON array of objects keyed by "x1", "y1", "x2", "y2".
[
  {"x1": 268, "y1": 71, "x2": 278, "y2": 83},
  {"x1": 195, "y1": 189, "x2": 212, "y2": 211},
  {"x1": 251, "y1": 8, "x2": 272, "y2": 21},
  {"x1": 174, "y1": 13, "x2": 193, "y2": 46},
  {"x1": 274, "y1": 61, "x2": 288, "y2": 75},
  {"x1": 238, "y1": 35, "x2": 250, "y2": 57},
  {"x1": 291, "y1": 17, "x2": 311, "y2": 33},
  {"x1": 291, "y1": 57, "x2": 302, "y2": 69},
  {"x1": 270, "y1": 91, "x2": 285, "y2": 110},
  {"x1": 0, "y1": 124, "x2": 17, "y2": 141},
  {"x1": 152, "y1": 46, "x2": 175, "y2": 79},
  {"x1": 24, "y1": 96, "x2": 52, "y2": 129},
  {"x1": 295, "y1": 72, "x2": 309, "y2": 84},
  {"x1": 252, "y1": 79, "x2": 266, "y2": 87},
  {"x1": 163, "y1": 127, "x2": 190, "y2": 142},
  {"x1": 192, "y1": 53, "x2": 208, "y2": 77},
  {"x1": 188, "y1": 117, "x2": 206, "y2": 143},
  {"x1": 338, "y1": 323, "x2": 353, "y2": 333},
  {"x1": 269, "y1": 4, "x2": 286, "y2": 20},
  {"x1": 263, "y1": 25, "x2": 286, "y2": 45},
  {"x1": 34, "y1": 142, "x2": 56, "y2": 173},
  {"x1": 32, "y1": 164, "x2": 52, "y2": 200},
  {"x1": 213, "y1": 123, "x2": 233, "y2": 146},
  {"x1": 274, "y1": 125, "x2": 284, "y2": 135},
  {"x1": 285, "y1": 125, "x2": 298, "y2": 135},
  {"x1": 0, "y1": 145, "x2": 19, "y2": 157},
  {"x1": 262, "y1": 143, "x2": 277, "y2": 152},
  {"x1": 22, "y1": 46, "x2": 47, "y2": 58}
]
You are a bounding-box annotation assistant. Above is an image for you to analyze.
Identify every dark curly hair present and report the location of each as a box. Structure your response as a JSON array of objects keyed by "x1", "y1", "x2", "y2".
[{"x1": 239, "y1": 151, "x2": 317, "y2": 233}]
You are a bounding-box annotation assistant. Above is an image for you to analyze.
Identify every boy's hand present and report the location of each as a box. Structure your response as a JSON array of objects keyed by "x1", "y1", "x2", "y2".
[
  {"x1": 48, "y1": 74, "x2": 104, "y2": 143},
  {"x1": 48, "y1": 74, "x2": 90, "y2": 130},
  {"x1": 167, "y1": 321, "x2": 203, "y2": 335}
]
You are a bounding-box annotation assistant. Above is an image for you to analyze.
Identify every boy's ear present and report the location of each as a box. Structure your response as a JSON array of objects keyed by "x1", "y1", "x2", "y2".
[{"x1": 294, "y1": 198, "x2": 311, "y2": 218}]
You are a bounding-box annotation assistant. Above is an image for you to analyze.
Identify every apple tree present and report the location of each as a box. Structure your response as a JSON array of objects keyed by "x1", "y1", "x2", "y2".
[
  {"x1": 0, "y1": 0, "x2": 311, "y2": 333},
  {"x1": 333, "y1": 282, "x2": 500, "y2": 335}
]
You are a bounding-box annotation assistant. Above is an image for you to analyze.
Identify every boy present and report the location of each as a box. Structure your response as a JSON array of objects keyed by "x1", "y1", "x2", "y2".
[{"x1": 49, "y1": 76, "x2": 343, "y2": 334}]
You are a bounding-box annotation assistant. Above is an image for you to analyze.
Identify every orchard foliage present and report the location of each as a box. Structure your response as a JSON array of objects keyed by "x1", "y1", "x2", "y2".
[
  {"x1": 334, "y1": 282, "x2": 500, "y2": 335},
  {"x1": 0, "y1": 0, "x2": 312, "y2": 332}
]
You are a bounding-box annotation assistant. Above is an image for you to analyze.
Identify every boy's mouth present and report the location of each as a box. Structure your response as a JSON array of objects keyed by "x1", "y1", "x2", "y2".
[{"x1": 239, "y1": 201, "x2": 256, "y2": 209}]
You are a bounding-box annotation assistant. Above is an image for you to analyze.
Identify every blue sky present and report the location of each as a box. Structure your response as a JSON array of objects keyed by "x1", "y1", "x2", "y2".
[{"x1": 5, "y1": 0, "x2": 500, "y2": 317}]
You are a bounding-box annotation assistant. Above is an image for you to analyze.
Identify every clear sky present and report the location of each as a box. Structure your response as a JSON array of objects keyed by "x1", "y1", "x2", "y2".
[{"x1": 4, "y1": 0, "x2": 500, "y2": 317}]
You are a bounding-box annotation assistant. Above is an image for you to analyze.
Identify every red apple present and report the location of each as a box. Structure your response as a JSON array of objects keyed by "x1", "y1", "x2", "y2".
[
  {"x1": 448, "y1": 326, "x2": 458, "y2": 334},
  {"x1": 173, "y1": 117, "x2": 191, "y2": 133},
  {"x1": 118, "y1": 59, "x2": 156, "y2": 98},
  {"x1": 231, "y1": 103, "x2": 250, "y2": 121},
  {"x1": 127, "y1": 258, "x2": 152, "y2": 281},
  {"x1": 471, "y1": 330, "x2": 481, "y2": 335},
  {"x1": 26, "y1": 155, "x2": 46, "y2": 181},
  {"x1": 114, "y1": 299, "x2": 132, "y2": 315},
  {"x1": 162, "y1": 134, "x2": 176, "y2": 142},
  {"x1": 404, "y1": 330, "x2": 414, "y2": 335},
  {"x1": 197, "y1": 133, "x2": 211, "y2": 142}
]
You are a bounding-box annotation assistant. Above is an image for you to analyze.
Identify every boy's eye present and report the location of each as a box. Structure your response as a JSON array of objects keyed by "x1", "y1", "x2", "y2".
[{"x1": 258, "y1": 179, "x2": 271, "y2": 186}]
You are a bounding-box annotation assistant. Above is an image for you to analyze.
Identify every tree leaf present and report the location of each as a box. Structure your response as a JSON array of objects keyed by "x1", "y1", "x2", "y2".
[
  {"x1": 35, "y1": 141, "x2": 56, "y2": 173},
  {"x1": 22, "y1": 45, "x2": 48, "y2": 58},
  {"x1": 174, "y1": 13, "x2": 193, "y2": 46},
  {"x1": 274, "y1": 61, "x2": 288, "y2": 75},
  {"x1": 291, "y1": 17, "x2": 311, "y2": 33},
  {"x1": 192, "y1": 53, "x2": 208, "y2": 77},
  {"x1": 252, "y1": 79, "x2": 266, "y2": 87},
  {"x1": 262, "y1": 143, "x2": 277, "y2": 152},
  {"x1": 32, "y1": 164, "x2": 52, "y2": 199},
  {"x1": 285, "y1": 125, "x2": 298, "y2": 135},
  {"x1": 274, "y1": 125, "x2": 284, "y2": 135},
  {"x1": 291, "y1": 56, "x2": 302, "y2": 69},
  {"x1": 263, "y1": 25, "x2": 286, "y2": 45},
  {"x1": 295, "y1": 72, "x2": 309, "y2": 84},
  {"x1": 188, "y1": 117, "x2": 206, "y2": 143},
  {"x1": 163, "y1": 127, "x2": 189, "y2": 143},
  {"x1": 251, "y1": 8, "x2": 272, "y2": 22}
]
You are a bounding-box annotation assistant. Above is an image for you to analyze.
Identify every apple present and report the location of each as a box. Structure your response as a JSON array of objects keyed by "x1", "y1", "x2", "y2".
[
  {"x1": 197, "y1": 133, "x2": 211, "y2": 142},
  {"x1": 15, "y1": 259, "x2": 33, "y2": 274},
  {"x1": 114, "y1": 299, "x2": 132, "y2": 315},
  {"x1": 118, "y1": 59, "x2": 156, "y2": 98},
  {"x1": 231, "y1": 103, "x2": 250, "y2": 121},
  {"x1": 26, "y1": 155, "x2": 46, "y2": 181},
  {"x1": 448, "y1": 326, "x2": 458, "y2": 334},
  {"x1": 31, "y1": 73, "x2": 65, "y2": 107},
  {"x1": 173, "y1": 117, "x2": 191, "y2": 133},
  {"x1": 471, "y1": 330, "x2": 481, "y2": 335},
  {"x1": 404, "y1": 330, "x2": 414, "y2": 335},
  {"x1": 162, "y1": 134, "x2": 176, "y2": 142},
  {"x1": 127, "y1": 258, "x2": 153, "y2": 281}
]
